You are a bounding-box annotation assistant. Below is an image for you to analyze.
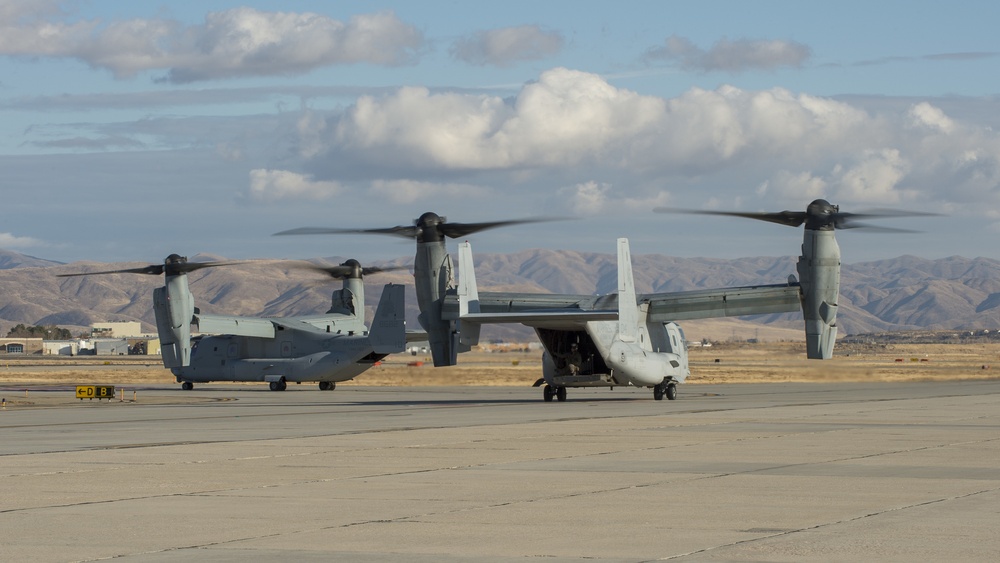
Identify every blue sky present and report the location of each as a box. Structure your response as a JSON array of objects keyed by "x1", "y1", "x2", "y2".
[{"x1": 3, "y1": 0, "x2": 1000, "y2": 265}]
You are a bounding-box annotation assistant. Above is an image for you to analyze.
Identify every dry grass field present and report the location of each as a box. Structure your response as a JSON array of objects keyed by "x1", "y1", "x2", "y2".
[{"x1": 2, "y1": 340, "x2": 999, "y2": 389}]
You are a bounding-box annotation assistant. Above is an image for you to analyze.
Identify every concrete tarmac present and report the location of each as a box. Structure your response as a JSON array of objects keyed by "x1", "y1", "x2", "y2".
[{"x1": 1, "y1": 380, "x2": 998, "y2": 561}]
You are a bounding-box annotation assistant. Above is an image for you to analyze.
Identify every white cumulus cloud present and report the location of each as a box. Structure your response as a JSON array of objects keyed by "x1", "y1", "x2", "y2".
[
  {"x1": 247, "y1": 169, "x2": 342, "y2": 202},
  {"x1": 272, "y1": 68, "x2": 1000, "y2": 217},
  {"x1": 832, "y1": 149, "x2": 913, "y2": 204},
  {"x1": 645, "y1": 35, "x2": 811, "y2": 72},
  {"x1": 557, "y1": 181, "x2": 671, "y2": 216},
  {"x1": 370, "y1": 179, "x2": 489, "y2": 204},
  {"x1": 330, "y1": 68, "x2": 665, "y2": 169},
  {"x1": 756, "y1": 171, "x2": 828, "y2": 201},
  {"x1": 908, "y1": 102, "x2": 955, "y2": 134},
  {"x1": 0, "y1": 232, "x2": 45, "y2": 249},
  {"x1": 0, "y1": 6, "x2": 424, "y2": 82},
  {"x1": 450, "y1": 25, "x2": 563, "y2": 67},
  {"x1": 320, "y1": 69, "x2": 872, "y2": 175}
]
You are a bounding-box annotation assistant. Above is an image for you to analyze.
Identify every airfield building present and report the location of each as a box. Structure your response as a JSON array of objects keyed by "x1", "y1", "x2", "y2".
[
  {"x1": 91, "y1": 322, "x2": 143, "y2": 338},
  {"x1": 0, "y1": 337, "x2": 43, "y2": 355}
]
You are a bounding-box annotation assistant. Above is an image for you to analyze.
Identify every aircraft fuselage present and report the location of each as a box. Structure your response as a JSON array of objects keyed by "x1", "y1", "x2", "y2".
[
  {"x1": 172, "y1": 328, "x2": 385, "y2": 384},
  {"x1": 538, "y1": 320, "x2": 689, "y2": 389}
]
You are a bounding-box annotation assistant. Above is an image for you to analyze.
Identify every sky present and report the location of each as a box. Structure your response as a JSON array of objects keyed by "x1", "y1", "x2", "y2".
[{"x1": 3, "y1": 0, "x2": 1000, "y2": 266}]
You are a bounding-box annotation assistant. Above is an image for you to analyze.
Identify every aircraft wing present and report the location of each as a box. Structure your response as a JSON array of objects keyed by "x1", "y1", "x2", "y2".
[
  {"x1": 194, "y1": 314, "x2": 276, "y2": 338},
  {"x1": 461, "y1": 309, "x2": 618, "y2": 330},
  {"x1": 442, "y1": 282, "x2": 800, "y2": 326},
  {"x1": 442, "y1": 291, "x2": 615, "y2": 330},
  {"x1": 644, "y1": 282, "x2": 802, "y2": 321},
  {"x1": 445, "y1": 239, "x2": 801, "y2": 343},
  {"x1": 195, "y1": 314, "x2": 349, "y2": 337}
]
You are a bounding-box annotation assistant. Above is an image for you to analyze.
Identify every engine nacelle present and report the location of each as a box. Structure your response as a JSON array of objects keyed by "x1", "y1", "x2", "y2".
[
  {"x1": 414, "y1": 241, "x2": 459, "y2": 366},
  {"x1": 153, "y1": 274, "x2": 194, "y2": 368},
  {"x1": 797, "y1": 229, "x2": 840, "y2": 359}
]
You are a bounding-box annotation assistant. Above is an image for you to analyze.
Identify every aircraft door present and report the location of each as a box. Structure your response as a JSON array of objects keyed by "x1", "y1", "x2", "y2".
[
  {"x1": 638, "y1": 325, "x2": 651, "y2": 351},
  {"x1": 665, "y1": 323, "x2": 689, "y2": 374}
]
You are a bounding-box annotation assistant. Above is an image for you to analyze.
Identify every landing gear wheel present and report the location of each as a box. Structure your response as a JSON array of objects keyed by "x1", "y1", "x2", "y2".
[
  {"x1": 556, "y1": 386, "x2": 567, "y2": 402},
  {"x1": 543, "y1": 385, "x2": 555, "y2": 402},
  {"x1": 318, "y1": 381, "x2": 336, "y2": 391},
  {"x1": 181, "y1": 381, "x2": 193, "y2": 391},
  {"x1": 653, "y1": 384, "x2": 664, "y2": 401},
  {"x1": 269, "y1": 380, "x2": 287, "y2": 391},
  {"x1": 666, "y1": 383, "x2": 677, "y2": 400}
]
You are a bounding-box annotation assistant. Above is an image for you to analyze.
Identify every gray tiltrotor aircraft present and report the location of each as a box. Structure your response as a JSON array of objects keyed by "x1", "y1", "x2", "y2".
[
  {"x1": 58, "y1": 255, "x2": 407, "y2": 390},
  {"x1": 277, "y1": 201, "x2": 928, "y2": 400}
]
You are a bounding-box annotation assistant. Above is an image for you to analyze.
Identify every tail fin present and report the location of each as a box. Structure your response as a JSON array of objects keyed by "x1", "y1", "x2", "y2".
[
  {"x1": 457, "y1": 241, "x2": 482, "y2": 350},
  {"x1": 369, "y1": 284, "x2": 406, "y2": 354},
  {"x1": 617, "y1": 238, "x2": 638, "y2": 343}
]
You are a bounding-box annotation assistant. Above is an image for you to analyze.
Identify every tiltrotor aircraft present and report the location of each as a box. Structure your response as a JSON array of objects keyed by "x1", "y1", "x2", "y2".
[
  {"x1": 277, "y1": 201, "x2": 929, "y2": 401},
  {"x1": 58, "y1": 255, "x2": 407, "y2": 391}
]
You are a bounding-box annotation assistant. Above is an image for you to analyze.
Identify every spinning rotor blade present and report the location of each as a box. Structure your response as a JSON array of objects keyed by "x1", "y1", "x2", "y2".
[
  {"x1": 275, "y1": 212, "x2": 564, "y2": 243},
  {"x1": 434, "y1": 217, "x2": 556, "y2": 239},
  {"x1": 57, "y1": 264, "x2": 170, "y2": 277},
  {"x1": 828, "y1": 221, "x2": 920, "y2": 233},
  {"x1": 655, "y1": 199, "x2": 940, "y2": 231},
  {"x1": 828, "y1": 209, "x2": 939, "y2": 231},
  {"x1": 292, "y1": 259, "x2": 410, "y2": 280},
  {"x1": 274, "y1": 226, "x2": 420, "y2": 239},
  {"x1": 57, "y1": 254, "x2": 245, "y2": 277},
  {"x1": 653, "y1": 207, "x2": 806, "y2": 227}
]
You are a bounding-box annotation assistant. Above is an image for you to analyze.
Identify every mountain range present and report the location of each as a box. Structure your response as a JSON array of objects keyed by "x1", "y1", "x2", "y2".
[{"x1": 3, "y1": 248, "x2": 1000, "y2": 342}]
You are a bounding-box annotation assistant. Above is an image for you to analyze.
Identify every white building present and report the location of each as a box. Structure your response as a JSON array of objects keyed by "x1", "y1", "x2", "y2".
[
  {"x1": 91, "y1": 322, "x2": 143, "y2": 338},
  {"x1": 42, "y1": 340, "x2": 81, "y2": 356}
]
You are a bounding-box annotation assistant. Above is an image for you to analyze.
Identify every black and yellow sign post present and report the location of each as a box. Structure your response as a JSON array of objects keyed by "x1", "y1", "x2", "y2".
[{"x1": 76, "y1": 385, "x2": 116, "y2": 401}]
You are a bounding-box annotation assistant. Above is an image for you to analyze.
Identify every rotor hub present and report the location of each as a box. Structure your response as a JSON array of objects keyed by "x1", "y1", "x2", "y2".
[
  {"x1": 415, "y1": 211, "x2": 446, "y2": 243},
  {"x1": 804, "y1": 199, "x2": 839, "y2": 231},
  {"x1": 341, "y1": 259, "x2": 363, "y2": 279},
  {"x1": 163, "y1": 254, "x2": 189, "y2": 276}
]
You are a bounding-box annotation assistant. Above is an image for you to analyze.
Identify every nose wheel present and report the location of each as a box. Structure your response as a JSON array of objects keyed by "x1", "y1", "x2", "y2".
[
  {"x1": 543, "y1": 385, "x2": 567, "y2": 402},
  {"x1": 654, "y1": 381, "x2": 677, "y2": 401}
]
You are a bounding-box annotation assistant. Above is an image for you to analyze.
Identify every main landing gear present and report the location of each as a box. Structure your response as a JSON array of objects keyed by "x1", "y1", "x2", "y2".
[
  {"x1": 181, "y1": 381, "x2": 193, "y2": 391},
  {"x1": 543, "y1": 385, "x2": 567, "y2": 402},
  {"x1": 653, "y1": 381, "x2": 677, "y2": 401},
  {"x1": 268, "y1": 379, "x2": 288, "y2": 391},
  {"x1": 318, "y1": 381, "x2": 336, "y2": 391}
]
